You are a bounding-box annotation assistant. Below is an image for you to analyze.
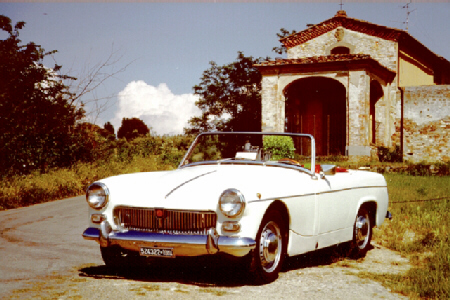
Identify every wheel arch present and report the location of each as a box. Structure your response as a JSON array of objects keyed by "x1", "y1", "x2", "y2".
[
  {"x1": 263, "y1": 200, "x2": 290, "y2": 244},
  {"x1": 265, "y1": 200, "x2": 290, "y2": 228},
  {"x1": 357, "y1": 200, "x2": 377, "y2": 228}
]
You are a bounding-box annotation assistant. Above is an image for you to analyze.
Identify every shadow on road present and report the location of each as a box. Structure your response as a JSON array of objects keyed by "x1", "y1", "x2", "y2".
[
  {"x1": 79, "y1": 256, "x2": 252, "y2": 287},
  {"x1": 79, "y1": 243, "x2": 373, "y2": 287},
  {"x1": 283, "y1": 243, "x2": 374, "y2": 271}
]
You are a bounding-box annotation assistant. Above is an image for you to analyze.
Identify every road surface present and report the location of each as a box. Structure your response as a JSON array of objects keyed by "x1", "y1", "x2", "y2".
[{"x1": 0, "y1": 196, "x2": 409, "y2": 299}]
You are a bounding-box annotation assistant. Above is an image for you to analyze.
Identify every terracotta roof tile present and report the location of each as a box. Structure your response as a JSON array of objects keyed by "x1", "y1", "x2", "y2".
[
  {"x1": 255, "y1": 54, "x2": 397, "y2": 83},
  {"x1": 256, "y1": 54, "x2": 371, "y2": 66}
]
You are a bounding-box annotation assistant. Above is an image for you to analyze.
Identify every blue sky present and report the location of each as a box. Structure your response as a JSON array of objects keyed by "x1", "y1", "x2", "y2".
[{"x1": 2, "y1": 2, "x2": 449, "y2": 135}]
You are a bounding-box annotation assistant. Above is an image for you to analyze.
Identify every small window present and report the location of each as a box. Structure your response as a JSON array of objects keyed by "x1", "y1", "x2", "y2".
[{"x1": 331, "y1": 47, "x2": 350, "y2": 55}]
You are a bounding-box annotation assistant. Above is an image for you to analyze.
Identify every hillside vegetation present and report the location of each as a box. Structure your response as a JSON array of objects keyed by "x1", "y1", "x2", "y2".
[{"x1": 0, "y1": 135, "x2": 193, "y2": 210}]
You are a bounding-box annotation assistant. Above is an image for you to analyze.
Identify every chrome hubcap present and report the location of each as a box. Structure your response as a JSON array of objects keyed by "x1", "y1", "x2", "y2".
[
  {"x1": 259, "y1": 221, "x2": 282, "y2": 273},
  {"x1": 355, "y1": 215, "x2": 370, "y2": 249}
]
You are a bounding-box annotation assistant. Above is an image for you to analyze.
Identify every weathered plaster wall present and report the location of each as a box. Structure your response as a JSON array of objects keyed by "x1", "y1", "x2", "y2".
[
  {"x1": 347, "y1": 70, "x2": 371, "y2": 158},
  {"x1": 287, "y1": 27, "x2": 398, "y2": 71},
  {"x1": 402, "y1": 85, "x2": 450, "y2": 163},
  {"x1": 261, "y1": 74, "x2": 284, "y2": 132}
]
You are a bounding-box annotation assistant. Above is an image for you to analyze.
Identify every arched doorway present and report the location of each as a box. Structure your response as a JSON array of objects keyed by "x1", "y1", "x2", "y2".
[{"x1": 285, "y1": 77, "x2": 346, "y2": 156}]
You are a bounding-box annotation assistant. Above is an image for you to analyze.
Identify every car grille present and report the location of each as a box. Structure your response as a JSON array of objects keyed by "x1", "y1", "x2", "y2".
[{"x1": 113, "y1": 207, "x2": 217, "y2": 235}]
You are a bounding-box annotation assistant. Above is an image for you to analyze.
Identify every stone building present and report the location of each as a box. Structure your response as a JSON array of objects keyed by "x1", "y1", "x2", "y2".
[{"x1": 256, "y1": 10, "x2": 450, "y2": 162}]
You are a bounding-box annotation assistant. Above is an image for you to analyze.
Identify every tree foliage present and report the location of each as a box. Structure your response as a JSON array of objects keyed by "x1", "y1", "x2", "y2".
[
  {"x1": 185, "y1": 52, "x2": 268, "y2": 134},
  {"x1": 117, "y1": 117, "x2": 150, "y2": 140},
  {"x1": 272, "y1": 28, "x2": 297, "y2": 55},
  {"x1": 103, "y1": 121, "x2": 116, "y2": 141},
  {"x1": 0, "y1": 15, "x2": 85, "y2": 175}
]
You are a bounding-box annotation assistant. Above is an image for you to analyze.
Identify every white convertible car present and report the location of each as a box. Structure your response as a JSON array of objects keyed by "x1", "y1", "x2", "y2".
[{"x1": 83, "y1": 132, "x2": 391, "y2": 283}]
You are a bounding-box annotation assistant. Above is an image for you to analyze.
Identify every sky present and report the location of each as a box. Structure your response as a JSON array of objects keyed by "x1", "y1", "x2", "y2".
[{"x1": 2, "y1": 1, "x2": 450, "y2": 135}]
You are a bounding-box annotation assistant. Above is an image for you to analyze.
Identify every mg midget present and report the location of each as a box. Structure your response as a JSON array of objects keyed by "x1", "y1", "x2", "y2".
[{"x1": 83, "y1": 132, "x2": 390, "y2": 283}]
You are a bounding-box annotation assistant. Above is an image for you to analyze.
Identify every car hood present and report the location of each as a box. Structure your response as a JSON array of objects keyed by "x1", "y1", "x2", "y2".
[{"x1": 98, "y1": 164, "x2": 306, "y2": 211}]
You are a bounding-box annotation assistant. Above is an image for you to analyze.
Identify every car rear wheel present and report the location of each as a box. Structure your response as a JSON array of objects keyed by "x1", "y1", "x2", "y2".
[
  {"x1": 249, "y1": 210, "x2": 287, "y2": 283},
  {"x1": 351, "y1": 207, "x2": 372, "y2": 257}
]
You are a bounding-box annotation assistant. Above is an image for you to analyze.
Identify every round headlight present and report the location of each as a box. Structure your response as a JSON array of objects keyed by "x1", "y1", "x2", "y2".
[
  {"x1": 219, "y1": 188, "x2": 245, "y2": 218},
  {"x1": 86, "y1": 182, "x2": 109, "y2": 209}
]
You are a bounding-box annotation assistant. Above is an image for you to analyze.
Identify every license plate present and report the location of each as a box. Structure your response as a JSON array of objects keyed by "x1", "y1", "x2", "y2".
[{"x1": 140, "y1": 247, "x2": 174, "y2": 258}]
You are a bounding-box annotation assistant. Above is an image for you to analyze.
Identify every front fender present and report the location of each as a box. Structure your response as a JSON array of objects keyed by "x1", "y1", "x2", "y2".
[{"x1": 229, "y1": 200, "x2": 274, "y2": 240}]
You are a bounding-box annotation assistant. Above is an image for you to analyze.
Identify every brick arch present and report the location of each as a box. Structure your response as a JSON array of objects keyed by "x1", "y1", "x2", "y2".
[{"x1": 284, "y1": 77, "x2": 346, "y2": 155}]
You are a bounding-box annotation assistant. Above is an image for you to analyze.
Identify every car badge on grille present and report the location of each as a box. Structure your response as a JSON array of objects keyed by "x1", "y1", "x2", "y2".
[
  {"x1": 155, "y1": 209, "x2": 165, "y2": 229},
  {"x1": 155, "y1": 209, "x2": 165, "y2": 218}
]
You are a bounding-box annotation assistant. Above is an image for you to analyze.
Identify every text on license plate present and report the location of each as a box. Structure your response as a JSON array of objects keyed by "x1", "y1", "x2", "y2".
[{"x1": 140, "y1": 247, "x2": 174, "y2": 258}]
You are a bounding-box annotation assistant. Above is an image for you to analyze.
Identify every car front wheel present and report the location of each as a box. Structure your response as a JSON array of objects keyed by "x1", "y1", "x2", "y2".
[{"x1": 249, "y1": 210, "x2": 287, "y2": 283}]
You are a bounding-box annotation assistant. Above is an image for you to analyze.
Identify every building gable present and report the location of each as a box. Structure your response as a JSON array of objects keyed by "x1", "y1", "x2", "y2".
[{"x1": 281, "y1": 10, "x2": 405, "y2": 49}]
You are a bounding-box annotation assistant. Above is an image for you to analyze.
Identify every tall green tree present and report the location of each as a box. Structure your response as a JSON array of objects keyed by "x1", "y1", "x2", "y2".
[
  {"x1": 185, "y1": 52, "x2": 268, "y2": 134},
  {"x1": 117, "y1": 118, "x2": 150, "y2": 140},
  {"x1": 0, "y1": 15, "x2": 84, "y2": 175}
]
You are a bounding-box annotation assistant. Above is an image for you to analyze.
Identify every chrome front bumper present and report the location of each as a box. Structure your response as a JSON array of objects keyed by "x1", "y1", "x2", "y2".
[{"x1": 83, "y1": 221, "x2": 256, "y2": 258}]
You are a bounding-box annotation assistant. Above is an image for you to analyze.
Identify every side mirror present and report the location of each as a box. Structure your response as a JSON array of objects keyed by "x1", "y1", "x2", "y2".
[{"x1": 320, "y1": 165, "x2": 337, "y2": 176}]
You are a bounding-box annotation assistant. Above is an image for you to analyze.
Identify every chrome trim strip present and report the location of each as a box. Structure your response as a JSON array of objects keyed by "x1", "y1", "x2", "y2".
[{"x1": 247, "y1": 185, "x2": 388, "y2": 203}]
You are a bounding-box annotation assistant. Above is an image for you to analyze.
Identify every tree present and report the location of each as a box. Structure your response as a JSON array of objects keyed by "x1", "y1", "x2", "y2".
[
  {"x1": 0, "y1": 15, "x2": 84, "y2": 175},
  {"x1": 117, "y1": 118, "x2": 150, "y2": 140},
  {"x1": 104, "y1": 122, "x2": 114, "y2": 135},
  {"x1": 185, "y1": 52, "x2": 268, "y2": 134},
  {"x1": 66, "y1": 47, "x2": 133, "y2": 124},
  {"x1": 272, "y1": 28, "x2": 297, "y2": 55}
]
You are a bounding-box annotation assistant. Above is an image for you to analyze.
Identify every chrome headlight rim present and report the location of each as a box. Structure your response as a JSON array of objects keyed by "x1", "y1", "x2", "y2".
[
  {"x1": 86, "y1": 182, "x2": 110, "y2": 210},
  {"x1": 219, "y1": 188, "x2": 245, "y2": 218}
]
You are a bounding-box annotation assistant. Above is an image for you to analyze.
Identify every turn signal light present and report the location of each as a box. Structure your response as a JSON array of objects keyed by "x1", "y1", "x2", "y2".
[
  {"x1": 91, "y1": 214, "x2": 106, "y2": 224},
  {"x1": 222, "y1": 221, "x2": 241, "y2": 232}
]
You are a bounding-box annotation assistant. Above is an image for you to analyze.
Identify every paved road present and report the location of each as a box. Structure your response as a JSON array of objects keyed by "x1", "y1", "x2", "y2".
[
  {"x1": 0, "y1": 196, "x2": 409, "y2": 299},
  {"x1": 0, "y1": 196, "x2": 103, "y2": 298}
]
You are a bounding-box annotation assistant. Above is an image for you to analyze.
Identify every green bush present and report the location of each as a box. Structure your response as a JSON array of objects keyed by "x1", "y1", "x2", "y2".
[{"x1": 263, "y1": 135, "x2": 295, "y2": 160}]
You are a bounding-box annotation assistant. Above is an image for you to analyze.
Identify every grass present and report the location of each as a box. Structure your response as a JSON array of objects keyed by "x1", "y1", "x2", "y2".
[{"x1": 371, "y1": 173, "x2": 450, "y2": 299}]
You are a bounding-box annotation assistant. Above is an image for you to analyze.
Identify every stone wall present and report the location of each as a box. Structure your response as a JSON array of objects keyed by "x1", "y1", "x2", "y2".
[{"x1": 402, "y1": 85, "x2": 450, "y2": 163}]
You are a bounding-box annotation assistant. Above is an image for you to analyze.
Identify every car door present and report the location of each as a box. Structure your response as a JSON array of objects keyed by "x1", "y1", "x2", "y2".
[{"x1": 316, "y1": 174, "x2": 351, "y2": 235}]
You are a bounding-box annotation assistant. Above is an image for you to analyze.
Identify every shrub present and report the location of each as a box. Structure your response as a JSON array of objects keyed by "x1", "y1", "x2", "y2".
[
  {"x1": 263, "y1": 135, "x2": 295, "y2": 160},
  {"x1": 378, "y1": 145, "x2": 402, "y2": 162}
]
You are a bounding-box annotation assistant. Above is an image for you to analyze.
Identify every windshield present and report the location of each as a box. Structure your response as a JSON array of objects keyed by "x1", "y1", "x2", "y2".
[{"x1": 179, "y1": 132, "x2": 315, "y2": 173}]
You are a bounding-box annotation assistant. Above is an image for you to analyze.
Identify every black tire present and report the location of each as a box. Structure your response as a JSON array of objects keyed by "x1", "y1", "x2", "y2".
[
  {"x1": 249, "y1": 210, "x2": 287, "y2": 284},
  {"x1": 100, "y1": 246, "x2": 141, "y2": 268},
  {"x1": 350, "y1": 207, "x2": 372, "y2": 258}
]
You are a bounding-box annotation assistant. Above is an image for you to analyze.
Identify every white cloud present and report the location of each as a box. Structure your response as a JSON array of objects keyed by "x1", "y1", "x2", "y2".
[{"x1": 111, "y1": 81, "x2": 201, "y2": 135}]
